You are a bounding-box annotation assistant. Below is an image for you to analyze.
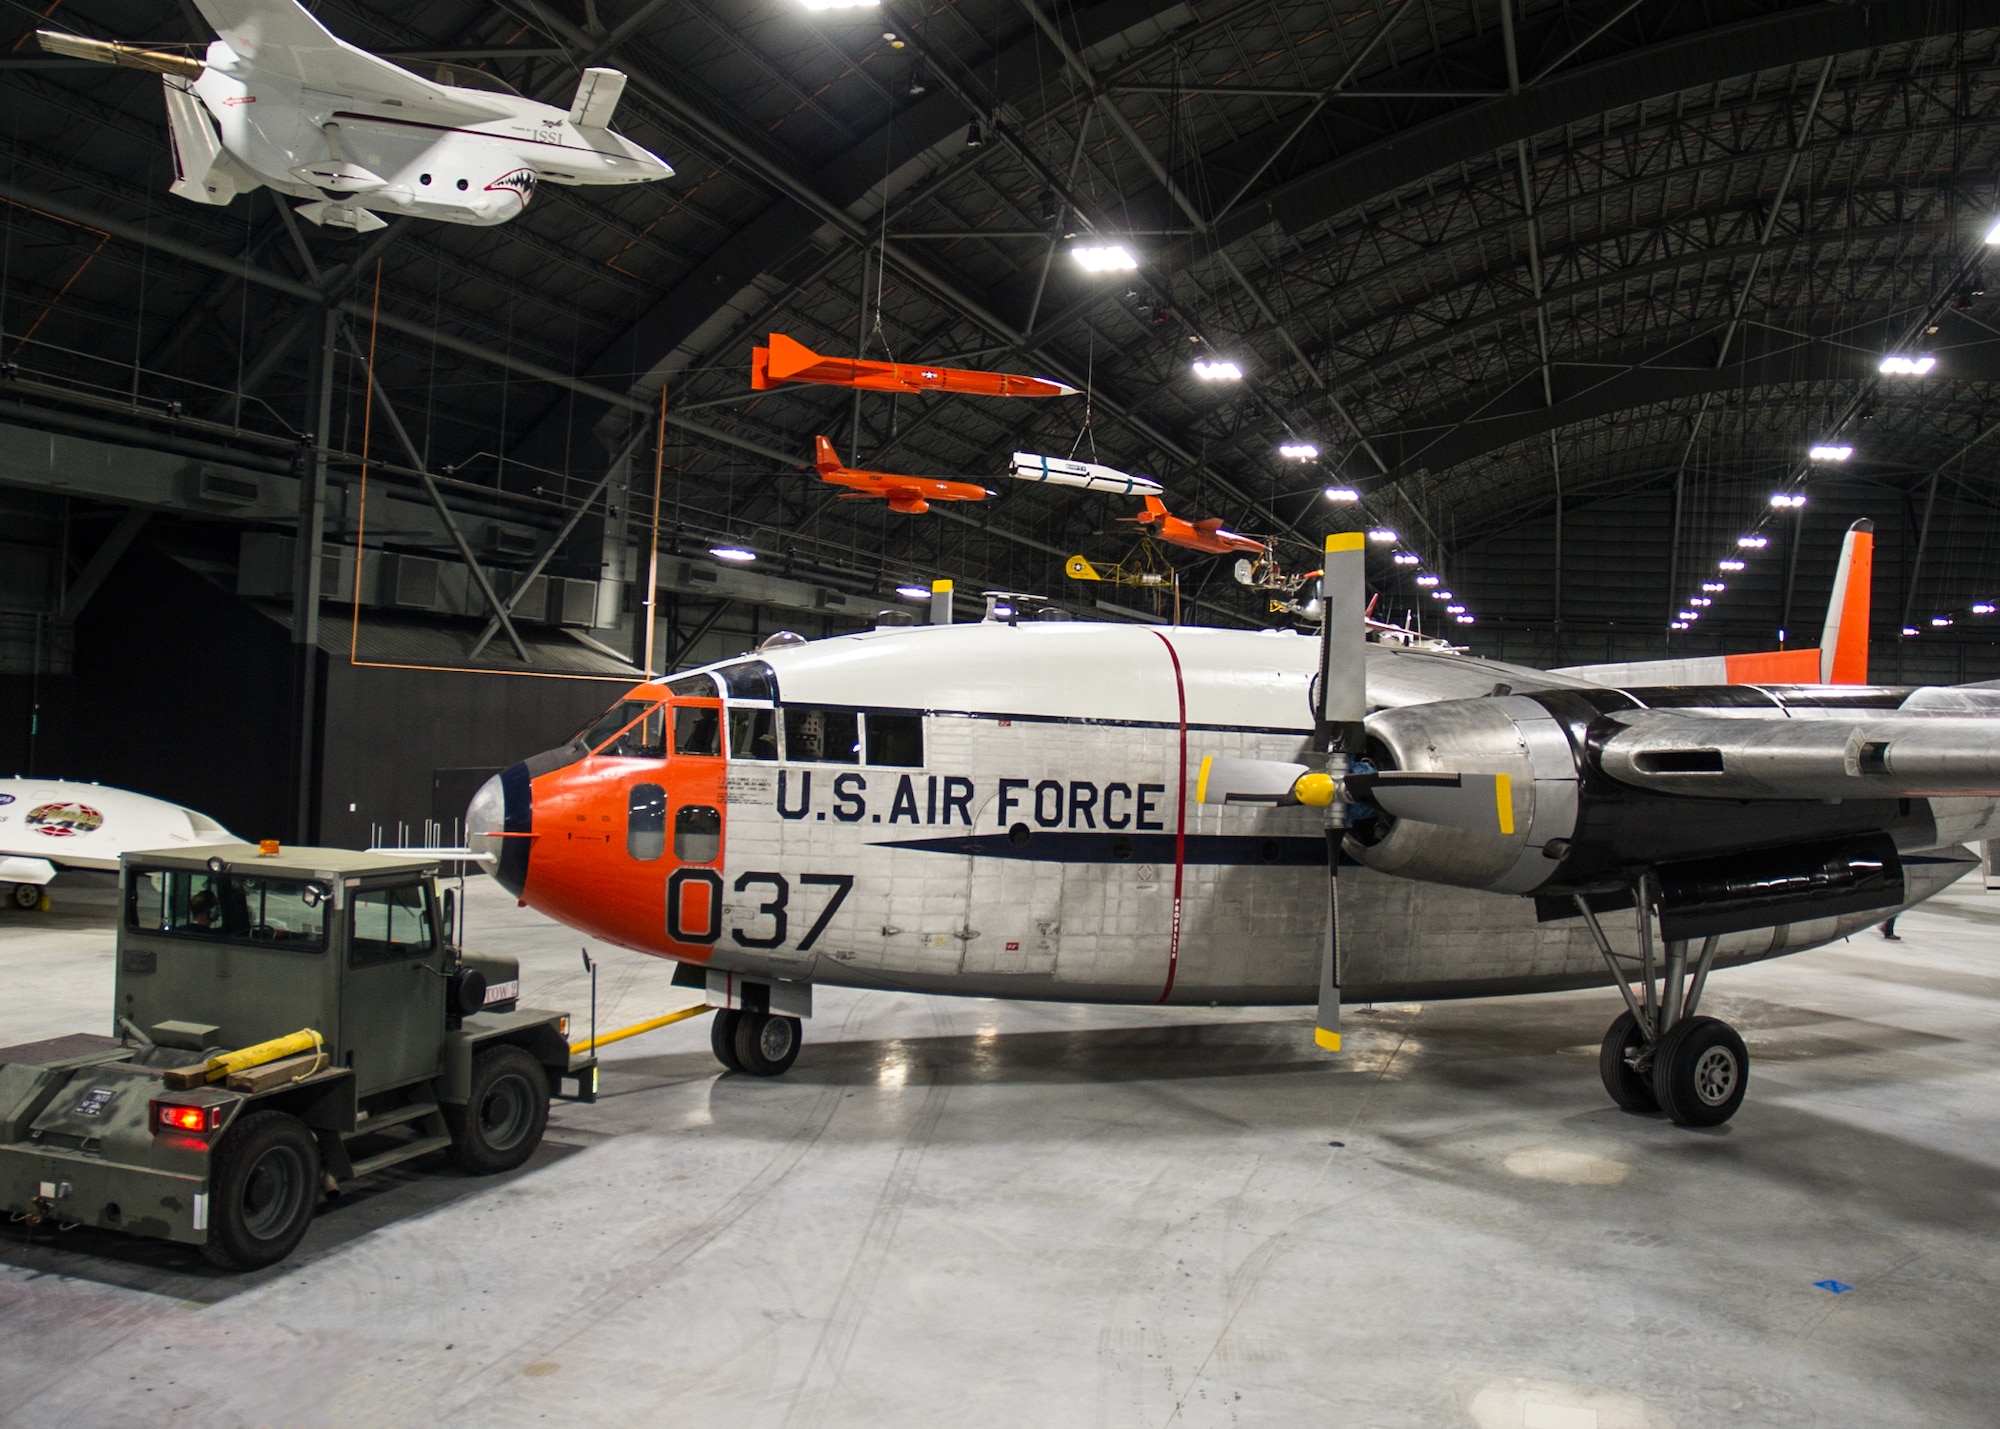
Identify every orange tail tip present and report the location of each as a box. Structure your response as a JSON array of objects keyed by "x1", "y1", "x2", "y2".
[
  {"x1": 1821, "y1": 519, "x2": 1873, "y2": 683},
  {"x1": 813, "y1": 435, "x2": 841, "y2": 473},
  {"x1": 750, "y1": 345, "x2": 772, "y2": 390}
]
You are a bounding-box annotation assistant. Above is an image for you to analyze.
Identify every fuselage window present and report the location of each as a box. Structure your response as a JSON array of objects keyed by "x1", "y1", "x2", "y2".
[
  {"x1": 864, "y1": 711, "x2": 924, "y2": 767},
  {"x1": 666, "y1": 673, "x2": 719, "y2": 698},
  {"x1": 674, "y1": 805, "x2": 722, "y2": 863},
  {"x1": 674, "y1": 704, "x2": 722, "y2": 756},
  {"x1": 599, "y1": 702, "x2": 666, "y2": 758},
  {"x1": 728, "y1": 707, "x2": 779, "y2": 760},
  {"x1": 628, "y1": 783, "x2": 666, "y2": 860},
  {"x1": 784, "y1": 706, "x2": 859, "y2": 763}
]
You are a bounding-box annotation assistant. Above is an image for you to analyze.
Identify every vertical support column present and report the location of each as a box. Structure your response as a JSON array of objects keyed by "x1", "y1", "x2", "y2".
[{"x1": 289, "y1": 308, "x2": 337, "y2": 843}]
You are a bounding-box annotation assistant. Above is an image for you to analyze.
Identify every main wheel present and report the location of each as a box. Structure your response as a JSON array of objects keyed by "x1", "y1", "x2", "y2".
[
  {"x1": 444, "y1": 1044, "x2": 549, "y2": 1173},
  {"x1": 11, "y1": 883, "x2": 41, "y2": 910},
  {"x1": 732, "y1": 1012, "x2": 802, "y2": 1077},
  {"x1": 1597, "y1": 1010, "x2": 1659, "y2": 1113},
  {"x1": 1652, "y1": 1016, "x2": 1749, "y2": 1127},
  {"x1": 710, "y1": 1008, "x2": 744, "y2": 1073},
  {"x1": 201, "y1": 1111, "x2": 321, "y2": 1271}
]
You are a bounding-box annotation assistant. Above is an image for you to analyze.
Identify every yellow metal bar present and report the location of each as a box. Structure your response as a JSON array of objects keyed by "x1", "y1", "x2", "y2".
[
  {"x1": 204, "y1": 1030, "x2": 322, "y2": 1082},
  {"x1": 569, "y1": 1002, "x2": 711, "y2": 1054}
]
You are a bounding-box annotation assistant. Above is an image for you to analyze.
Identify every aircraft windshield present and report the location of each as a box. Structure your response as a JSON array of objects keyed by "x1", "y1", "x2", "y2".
[{"x1": 576, "y1": 697, "x2": 660, "y2": 753}]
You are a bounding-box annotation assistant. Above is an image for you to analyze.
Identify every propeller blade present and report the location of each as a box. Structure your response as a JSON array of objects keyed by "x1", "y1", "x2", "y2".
[
  {"x1": 1315, "y1": 531, "x2": 1369, "y2": 1053},
  {"x1": 1348, "y1": 770, "x2": 1515, "y2": 833},
  {"x1": 1197, "y1": 756, "x2": 1306, "y2": 805}
]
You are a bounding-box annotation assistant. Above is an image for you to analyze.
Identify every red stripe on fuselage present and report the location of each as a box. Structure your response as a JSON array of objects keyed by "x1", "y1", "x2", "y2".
[{"x1": 1150, "y1": 631, "x2": 1188, "y2": 1003}]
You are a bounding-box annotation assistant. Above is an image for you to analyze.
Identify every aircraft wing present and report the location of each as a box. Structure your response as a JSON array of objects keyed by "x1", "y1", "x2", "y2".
[
  {"x1": 1597, "y1": 710, "x2": 2000, "y2": 800},
  {"x1": 193, "y1": 0, "x2": 513, "y2": 115}
]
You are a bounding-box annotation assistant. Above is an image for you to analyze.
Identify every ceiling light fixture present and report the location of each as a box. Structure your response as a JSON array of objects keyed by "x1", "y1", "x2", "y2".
[
  {"x1": 1703, "y1": 582, "x2": 1726, "y2": 592},
  {"x1": 895, "y1": 585, "x2": 931, "y2": 600},
  {"x1": 1719, "y1": 559, "x2": 1746, "y2": 571},
  {"x1": 1678, "y1": 610, "x2": 1700, "y2": 621},
  {"x1": 1322, "y1": 486, "x2": 1360, "y2": 503},
  {"x1": 804, "y1": 0, "x2": 882, "y2": 11},
  {"x1": 1416, "y1": 575, "x2": 1439, "y2": 587},
  {"x1": 1367, "y1": 528, "x2": 1397, "y2": 543},
  {"x1": 709, "y1": 546, "x2": 757, "y2": 563},
  {"x1": 1808, "y1": 444, "x2": 1853, "y2": 461},
  {"x1": 1670, "y1": 620, "x2": 1690, "y2": 630},
  {"x1": 1455, "y1": 614, "x2": 1475, "y2": 625},
  {"x1": 1431, "y1": 590, "x2": 1454, "y2": 600},
  {"x1": 1737, "y1": 535, "x2": 1769, "y2": 549},
  {"x1": 1278, "y1": 442, "x2": 1319, "y2": 460},
  {"x1": 1071, "y1": 244, "x2": 1137, "y2": 272},
  {"x1": 1191, "y1": 359, "x2": 1243, "y2": 381},
  {"x1": 1933, "y1": 615, "x2": 1953, "y2": 627},
  {"x1": 1446, "y1": 604, "x2": 1465, "y2": 614},
  {"x1": 1690, "y1": 597, "x2": 1711, "y2": 607},
  {"x1": 1903, "y1": 625, "x2": 1920, "y2": 636},
  {"x1": 1769, "y1": 493, "x2": 1807, "y2": 509},
  {"x1": 1976, "y1": 603, "x2": 1997, "y2": 615},
  {"x1": 1878, "y1": 354, "x2": 1937, "y2": 376},
  {"x1": 1393, "y1": 553, "x2": 1419, "y2": 566}
]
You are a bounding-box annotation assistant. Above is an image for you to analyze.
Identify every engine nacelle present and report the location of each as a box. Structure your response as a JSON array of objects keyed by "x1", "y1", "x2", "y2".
[{"x1": 1352, "y1": 696, "x2": 1579, "y2": 893}]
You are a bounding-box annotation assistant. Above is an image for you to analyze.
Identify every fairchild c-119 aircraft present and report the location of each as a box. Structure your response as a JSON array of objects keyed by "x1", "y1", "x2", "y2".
[
  {"x1": 467, "y1": 518, "x2": 2000, "y2": 1126},
  {"x1": 38, "y1": 0, "x2": 671, "y2": 233}
]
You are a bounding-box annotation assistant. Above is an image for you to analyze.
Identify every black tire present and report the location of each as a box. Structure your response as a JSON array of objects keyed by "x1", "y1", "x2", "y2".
[
  {"x1": 201, "y1": 1111, "x2": 320, "y2": 1271},
  {"x1": 444, "y1": 1045, "x2": 549, "y2": 1173},
  {"x1": 733, "y1": 1012, "x2": 802, "y2": 1077},
  {"x1": 11, "y1": 883, "x2": 41, "y2": 910},
  {"x1": 1598, "y1": 1010, "x2": 1659, "y2": 1113},
  {"x1": 1652, "y1": 1015, "x2": 1749, "y2": 1127},
  {"x1": 710, "y1": 1009, "x2": 744, "y2": 1073}
]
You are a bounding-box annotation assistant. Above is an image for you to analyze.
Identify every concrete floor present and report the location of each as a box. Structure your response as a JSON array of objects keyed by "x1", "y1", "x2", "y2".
[{"x1": 2, "y1": 872, "x2": 1997, "y2": 1427}]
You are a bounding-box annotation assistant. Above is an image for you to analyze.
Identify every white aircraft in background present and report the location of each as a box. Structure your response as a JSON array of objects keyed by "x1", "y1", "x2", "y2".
[
  {"x1": 0, "y1": 779, "x2": 234, "y2": 908},
  {"x1": 38, "y1": 0, "x2": 672, "y2": 233},
  {"x1": 468, "y1": 519, "x2": 2000, "y2": 1127}
]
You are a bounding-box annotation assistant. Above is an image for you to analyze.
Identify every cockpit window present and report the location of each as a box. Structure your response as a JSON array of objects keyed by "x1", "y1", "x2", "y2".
[
  {"x1": 714, "y1": 660, "x2": 778, "y2": 702},
  {"x1": 598, "y1": 703, "x2": 666, "y2": 758},
  {"x1": 784, "y1": 706, "x2": 859, "y2": 764},
  {"x1": 667, "y1": 673, "x2": 719, "y2": 698},
  {"x1": 674, "y1": 705, "x2": 721, "y2": 756},
  {"x1": 729, "y1": 708, "x2": 778, "y2": 760},
  {"x1": 577, "y1": 698, "x2": 649, "y2": 751}
]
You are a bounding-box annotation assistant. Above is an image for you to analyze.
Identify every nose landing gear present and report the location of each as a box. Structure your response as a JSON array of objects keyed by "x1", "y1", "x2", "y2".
[
  {"x1": 1577, "y1": 880, "x2": 1748, "y2": 1127},
  {"x1": 710, "y1": 1008, "x2": 802, "y2": 1078}
]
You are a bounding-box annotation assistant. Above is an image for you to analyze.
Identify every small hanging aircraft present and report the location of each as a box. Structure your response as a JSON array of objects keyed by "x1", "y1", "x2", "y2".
[
  {"x1": 1008, "y1": 452, "x2": 1164, "y2": 497},
  {"x1": 466, "y1": 518, "x2": 2000, "y2": 1129},
  {"x1": 37, "y1": 0, "x2": 672, "y2": 233},
  {"x1": 1128, "y1": 496, "x2": 1265, "y2": 555},
  {"x1": 752, "y1": 333, "x2": 1078, "y2": 399},
  {"x1": 0, "y1": 778, "x2": 234, "y2": 908},
  {"x1": 811, "y1": 436, "x2": 989, "y2": 514}
]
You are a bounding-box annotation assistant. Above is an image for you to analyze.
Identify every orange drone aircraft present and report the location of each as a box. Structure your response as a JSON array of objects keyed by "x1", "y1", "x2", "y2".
[
  {"x1": 753, "y1": 332, "x2": 1078, "y2": 399},
  {"x1": 811, "y1": 436, "x2": 989, "y2": 514},
  {"x1": 1129, "y1": 495, "x2": 1265, "y2": 555}
]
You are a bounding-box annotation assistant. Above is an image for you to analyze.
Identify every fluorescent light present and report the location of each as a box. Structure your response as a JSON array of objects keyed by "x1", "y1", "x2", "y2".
[
  {"x1": 1392, "y1": 553, "x2": 1419, "y2": 566},
  {"x1": 1670, "y1": 620, "x2": 1689, "y2": 630},
  {"x1": 1678, "y1": 610, "x2": 1698, "y2": 621},
  {"x1": 1987, "y1": 219, "x2": 2000, "y2": 246},
  {"x1": 1415, "y1": 575, "x2": 1439, "y2": 587},
  {"x1": 1430, "y1": 590, "x2": 1453, "y2": 600},
  {"x1": 1690, "y1": 597, "x2": 1711, "y2": 607},
  {"x1": 1322, "y1": 486, "x2": 1360, "y2": 503},
  {"x1": 1719, "y1": 559, "x2": 1745, "y2": 571},
  {"x1": 1737, "y1": 535, "x2": 1768, "y2": 549},
  {"x1": 1975, "y1": 603, "x2": 1996, "y2": 615},
  {"x1": 1446, "y1": 604, "x2": 1464, "y2": 614},
  {"x1": 1455, "y1": 615, "x2": 1474, "y2": 625},
  {"x1": 800, "y1": 0, "x2": 879, "y2": 9},
  {"x1": 1878, "y1": 354, "x2": 1936, "y2": 376},
  {"x1": 992, "y1": 604, "x2": 1014, "y2": 618},
  {"x1": 1932, "y1": 616, "x2": 1952, "y2": 627},
  {"x1": 1703, "y1": 582, "x2": 1726, "y2": 592},
  {"x1": 1769, "y1": 493, "x2": 1807, "y2": 509},
  {"x1": 1192, "y1": 359, "x2": 1243, "y2": 381},
  {"x1": 1278, "y1": 443, "x2": 1319, "y2": 460},
  {"x1": 1903, "y1": 625, "x2": 1919, "y2": 636},
  {"x1": 710, "y1": 546, "x2": 757, "y2": 563},
  {"x1": 1071, "y1": 244, "x2": 1137, "y2": 272},
  {"x1": 1367, "y1": 528, "x2": 1397, "y2": 543},
  {"x1": 895, "y1": 585, "x2": 931, "y2": 600},
  {"x1": 1809, "y1": 444, "x2": 1852, "y2": 461}
]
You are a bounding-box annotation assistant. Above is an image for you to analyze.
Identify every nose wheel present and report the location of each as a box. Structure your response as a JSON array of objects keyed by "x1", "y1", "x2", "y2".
[
  {"x1": 710, "y1": 1009, "x2": 802, "y2": 1077},
  {"x1": 1577, "y1": 882, "x2": 1749, "y2": 1127}
]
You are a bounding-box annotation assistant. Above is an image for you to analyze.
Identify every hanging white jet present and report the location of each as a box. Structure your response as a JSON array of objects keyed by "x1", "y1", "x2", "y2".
[
  {"x1": 467, "y1": 520, "x2": 2000, "y2": 1127},
  {"x1": 38, "y1": 0, "x2": 672, "y2": 233},
  {"x1": 0, "y1": 779, "x2": 234, "y2": 908}
]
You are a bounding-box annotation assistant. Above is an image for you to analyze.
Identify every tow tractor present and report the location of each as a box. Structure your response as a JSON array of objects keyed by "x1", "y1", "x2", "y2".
[{"x1": 0, "y1": 843, "x2": 596, "y2": 1270}]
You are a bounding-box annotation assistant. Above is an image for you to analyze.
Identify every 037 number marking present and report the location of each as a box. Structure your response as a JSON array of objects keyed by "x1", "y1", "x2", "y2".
[{"x1": 667, "y1": 870, "x2": 852, "y2": 951}]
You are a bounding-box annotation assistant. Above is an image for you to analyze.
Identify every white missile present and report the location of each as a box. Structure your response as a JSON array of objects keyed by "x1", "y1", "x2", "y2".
[{"x1": 1008, "y1": 452, "x2": 1164, "y2": 497}]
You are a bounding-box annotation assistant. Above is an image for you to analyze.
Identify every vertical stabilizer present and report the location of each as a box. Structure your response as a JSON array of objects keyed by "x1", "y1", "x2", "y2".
[
  {"x1": 813, "y1": 435, "x2": 841, "y2": 474},
  {"x1": 162, "y1": 77, "x2": 243, "y2": 204},
  {"x1": 1818, "y1": 519, "x2": 1874, "y2": 684}
]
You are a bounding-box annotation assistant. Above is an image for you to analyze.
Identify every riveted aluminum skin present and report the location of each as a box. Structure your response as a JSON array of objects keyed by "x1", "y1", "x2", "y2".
[{"x1": 1355, "y1": 696, "x2": 1581, "y2": 893}]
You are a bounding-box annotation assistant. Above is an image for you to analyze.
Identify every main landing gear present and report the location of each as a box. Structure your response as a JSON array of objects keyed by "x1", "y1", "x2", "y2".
[
  {"x1": 710, "y1": 1008, "x2": 803, "y2": 1078},
  {"x1": 1575, "y1": 880, "x2": 1748, "y2": 1127}
]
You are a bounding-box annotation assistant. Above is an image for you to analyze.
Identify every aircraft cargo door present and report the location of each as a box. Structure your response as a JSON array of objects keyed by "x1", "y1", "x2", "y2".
[{"x1": 958, "y1": 788, "x2": 1062, "y2": 978}]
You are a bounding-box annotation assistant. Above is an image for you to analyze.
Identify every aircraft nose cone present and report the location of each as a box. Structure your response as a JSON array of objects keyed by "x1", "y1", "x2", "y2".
[{"x1": 467, "y1": 767, "x2": 532, "y2": 897}]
